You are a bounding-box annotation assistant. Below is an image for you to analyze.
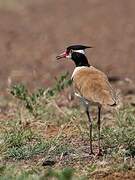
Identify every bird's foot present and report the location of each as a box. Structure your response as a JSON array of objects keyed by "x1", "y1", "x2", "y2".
[
  {"x1": 96, "y1": 149, "x2": 103, "y2": 157},
  {"x1": 89, "y1": 151, "x2": 95, "y2": 156}
]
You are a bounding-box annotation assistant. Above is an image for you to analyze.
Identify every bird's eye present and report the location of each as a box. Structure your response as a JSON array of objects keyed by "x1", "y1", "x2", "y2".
[{"x1": 70, "y1": 49, "x2": 73, "y2": 53}]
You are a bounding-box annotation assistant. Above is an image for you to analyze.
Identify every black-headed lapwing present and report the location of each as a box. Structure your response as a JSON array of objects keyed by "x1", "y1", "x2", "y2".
[{"x1": 56, "y1": 45, "x2": 117, "y2": 156}]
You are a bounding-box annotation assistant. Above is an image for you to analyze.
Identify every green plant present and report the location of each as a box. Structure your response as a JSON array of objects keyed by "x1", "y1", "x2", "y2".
[
  {"x1": 10, "y1": 72, "x2": 72, "y2": 117},
  {"x1": 46, "y1": 72, "x2": 72, "y2": 97},
  {"x1": 10, "y1": 84, "x2": 45, "y2": 117}
]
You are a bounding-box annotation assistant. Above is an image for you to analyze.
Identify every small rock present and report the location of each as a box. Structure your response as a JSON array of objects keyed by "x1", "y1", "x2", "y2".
[{"x1": 42, "y1": 160, "x2": 56, "y2": 166}]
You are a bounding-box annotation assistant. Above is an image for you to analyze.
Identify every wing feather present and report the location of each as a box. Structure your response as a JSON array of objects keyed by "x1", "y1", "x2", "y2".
[{"x1": 72, "y1": 66, "x2": 116, "y2": 106}]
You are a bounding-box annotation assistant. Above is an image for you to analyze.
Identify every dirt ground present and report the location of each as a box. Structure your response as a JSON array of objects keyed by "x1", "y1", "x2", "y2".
[{"x1": 0, "y1": 0, "x2": 135, "y2": 92}]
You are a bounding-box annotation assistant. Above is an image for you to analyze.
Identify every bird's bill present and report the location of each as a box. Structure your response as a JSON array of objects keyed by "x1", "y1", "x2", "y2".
[{"x1": 56, "y1": 51, "x2": 67, "y2": 60}]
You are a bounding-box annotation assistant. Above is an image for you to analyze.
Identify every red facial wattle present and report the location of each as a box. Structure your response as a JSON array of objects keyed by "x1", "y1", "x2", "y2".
[{"x1": 56, "y1": 51, "x2": 68, "y2": 60}]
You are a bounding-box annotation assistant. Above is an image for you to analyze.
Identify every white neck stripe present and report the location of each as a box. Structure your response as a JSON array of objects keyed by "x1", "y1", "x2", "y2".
[{"x1": 73, "y1": 50, "x2": 85, "y2": 54}]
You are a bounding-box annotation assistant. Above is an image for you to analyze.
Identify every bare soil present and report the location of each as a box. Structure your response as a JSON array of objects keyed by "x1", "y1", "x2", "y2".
[{"x1": 0, "y1": 0, "x2": 134, "y2": 92}]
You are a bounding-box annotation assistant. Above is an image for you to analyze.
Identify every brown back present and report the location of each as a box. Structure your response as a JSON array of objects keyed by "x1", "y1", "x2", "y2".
[{"x1": 72, "y1": 66, "x2": 116, "y2": 106}]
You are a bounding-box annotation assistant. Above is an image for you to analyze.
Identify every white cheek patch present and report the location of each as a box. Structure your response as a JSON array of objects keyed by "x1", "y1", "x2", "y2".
[
  {"x1": 66, "y1": 53, "x2": 71, "y2": 59},
  {"x1": 66, "y1": 49, "x2": 85, "y2": 59},
  {"x1": 73, "y1": 50, "x2": 85, "y2": 54}
]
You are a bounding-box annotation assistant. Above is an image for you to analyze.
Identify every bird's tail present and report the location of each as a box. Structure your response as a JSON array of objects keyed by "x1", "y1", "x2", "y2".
[
  {"x1": 110, "y1": 89, "x2": 122, "y2": 108},
  {"x1": 110, "y1": 102, "x2": 117, "y2": 107}
]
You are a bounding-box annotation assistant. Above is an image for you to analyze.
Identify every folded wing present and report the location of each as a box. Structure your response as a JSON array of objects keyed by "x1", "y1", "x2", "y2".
[{"x1": 72, "y1": 66, "x2": 116, "y2": 106}]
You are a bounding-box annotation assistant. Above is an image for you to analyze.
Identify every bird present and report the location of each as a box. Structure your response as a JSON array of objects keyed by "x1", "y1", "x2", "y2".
[{"x1": 56, "y1": 45, "x2": 117, "y2": 156}]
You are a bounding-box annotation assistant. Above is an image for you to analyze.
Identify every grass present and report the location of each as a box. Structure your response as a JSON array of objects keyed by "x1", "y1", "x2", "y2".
[
  {"x1": 0, "y1": 73, "x2": 135, "y2": 179},
  {"x1": 0, "y1": 165, "x2": 85, "y2": 180},
  {"x1": 1, "y1": 122, "x2": 74, "y2": 160},
  {"x1": 101, "y1": 106, "x2": 135, "y2": 157}
]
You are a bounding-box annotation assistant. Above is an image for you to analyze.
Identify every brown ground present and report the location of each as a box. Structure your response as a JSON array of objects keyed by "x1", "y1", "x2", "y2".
[{"x1": 0, "y1": 0, "x2": 135, "y2": 92}]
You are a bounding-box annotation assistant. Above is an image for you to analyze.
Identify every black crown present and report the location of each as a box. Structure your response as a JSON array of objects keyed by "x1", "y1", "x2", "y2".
[{"x1": 67, "y1": 45, "x2": 92, "y2": 51}]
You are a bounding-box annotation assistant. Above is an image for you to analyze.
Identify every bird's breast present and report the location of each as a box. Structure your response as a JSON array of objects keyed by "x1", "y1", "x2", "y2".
[{"x1": 71, "y1": 66, "x2": 89, "y2": 80}]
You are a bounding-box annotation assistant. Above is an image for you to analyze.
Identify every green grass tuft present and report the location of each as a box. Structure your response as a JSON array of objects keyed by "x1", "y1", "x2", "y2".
[{"x1": 101, "y1": 106, "x2": 135, "y2": 157}]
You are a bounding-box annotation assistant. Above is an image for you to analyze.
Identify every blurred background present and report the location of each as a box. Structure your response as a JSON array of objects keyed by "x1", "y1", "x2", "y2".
[{"x1": 0, "y1": 0, "x2": 135, "y2": 91}]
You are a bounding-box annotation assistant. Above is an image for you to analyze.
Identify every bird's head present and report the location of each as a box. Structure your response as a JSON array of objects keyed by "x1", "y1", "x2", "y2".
[
  {"x1": 56, "y1": 45, "x2": 92, "y2": 67},
  {"x1": 56, "y1": 45, "x2": 92, "y2": 60}
]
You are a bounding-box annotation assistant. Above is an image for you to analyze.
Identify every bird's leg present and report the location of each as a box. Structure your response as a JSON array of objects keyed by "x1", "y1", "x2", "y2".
[
  {"x1": 86, "y1": 107, "x2": 94, "y2": 155},
  {"x1": 96, "y1": 105, "x2": 103, "y2": 156}
]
